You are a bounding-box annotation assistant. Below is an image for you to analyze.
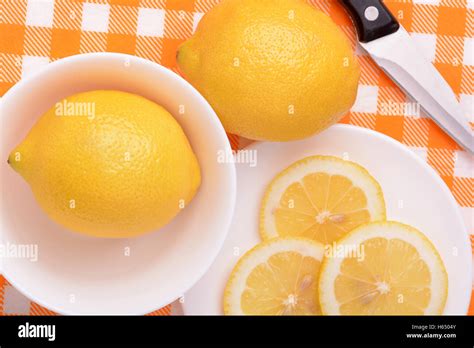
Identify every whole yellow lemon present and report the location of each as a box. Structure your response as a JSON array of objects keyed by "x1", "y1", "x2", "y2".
[
  {"x1": 8, "y1": 90, "x2": 201, "y2": 238},
  {"x1": 177, "y1": 0, "x2": 360, "y2": 141}
]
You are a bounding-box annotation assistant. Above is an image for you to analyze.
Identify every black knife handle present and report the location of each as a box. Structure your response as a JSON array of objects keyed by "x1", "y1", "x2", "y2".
[{"x1": 340, "y1": 0, "x2": 400, "y2": 43}]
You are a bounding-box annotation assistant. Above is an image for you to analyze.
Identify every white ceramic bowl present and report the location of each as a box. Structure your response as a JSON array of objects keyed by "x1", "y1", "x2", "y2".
[{"x1": 0, "y1": 53, "x2": 236, "y2": 314}]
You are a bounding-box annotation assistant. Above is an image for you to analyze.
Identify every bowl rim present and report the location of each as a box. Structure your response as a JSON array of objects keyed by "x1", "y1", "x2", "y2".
[{"x1": 0, "y1": 52, "x2": 237, "y2": 315}]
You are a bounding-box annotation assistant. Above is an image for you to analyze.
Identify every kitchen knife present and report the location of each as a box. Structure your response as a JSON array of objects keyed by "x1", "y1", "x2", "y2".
[{"x1": 341, "y1": 0, "x2": 473, "y2": 154}]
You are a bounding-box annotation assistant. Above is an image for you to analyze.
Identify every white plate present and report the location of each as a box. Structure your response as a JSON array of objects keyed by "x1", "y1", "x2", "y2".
[
  {"x1": 182, "y1": 124, "x2": 472, "y2": 315},
  {"x1": 0, "y1": 53, "x2": 236, "y2": 314}
]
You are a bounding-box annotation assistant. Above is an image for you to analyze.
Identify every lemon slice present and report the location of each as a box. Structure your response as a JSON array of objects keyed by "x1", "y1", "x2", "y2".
[
  {"x1": 224, "y1": 238, "x2": 325, "y2": 315},
  {"x1": 260, "y1": 156, "x2": 386, "y2": 244},
  {"x1": 319, "y1": 221, "x2": 448, "y2": 315}
]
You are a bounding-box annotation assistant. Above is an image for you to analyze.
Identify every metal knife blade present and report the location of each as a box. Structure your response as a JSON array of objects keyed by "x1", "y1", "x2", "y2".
[{"x1": 360, "y1": 27, "x2": 473, "y2": 153}]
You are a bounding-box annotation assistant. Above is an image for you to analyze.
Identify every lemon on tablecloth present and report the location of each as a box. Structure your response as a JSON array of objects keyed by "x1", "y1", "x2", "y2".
[{"x1": 177, "y1": 0, "x2": 360, "y2": 141}]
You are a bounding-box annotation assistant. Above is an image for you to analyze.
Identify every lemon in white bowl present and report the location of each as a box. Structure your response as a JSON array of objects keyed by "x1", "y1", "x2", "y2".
[
  {"x1": 9, "y1": 90, "x2": 201, "y2": 238},
  {"x1": 0, "y1": 53, "x2": 236, "y2": 314}
]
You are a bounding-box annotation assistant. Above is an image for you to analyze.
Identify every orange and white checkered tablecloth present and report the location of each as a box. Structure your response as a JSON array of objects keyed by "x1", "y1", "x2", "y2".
[{"x1": 0, "y1": 0, "x2": 472, "y2": 316}]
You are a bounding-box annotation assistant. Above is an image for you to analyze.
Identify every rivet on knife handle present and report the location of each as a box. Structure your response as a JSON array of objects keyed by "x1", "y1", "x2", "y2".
[{"x1": 340, "y1": 0, "x2": 400, "y2": 43}]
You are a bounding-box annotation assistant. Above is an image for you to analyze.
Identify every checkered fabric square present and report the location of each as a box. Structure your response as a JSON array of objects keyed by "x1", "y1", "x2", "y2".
[{"x1": 0, "y1": 0, "x2": 472, "y2": 315}]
